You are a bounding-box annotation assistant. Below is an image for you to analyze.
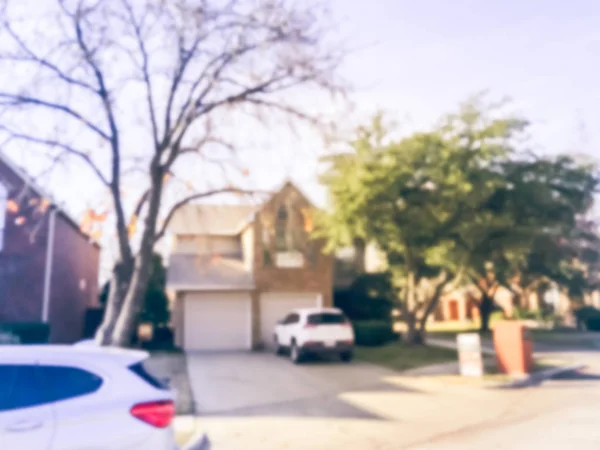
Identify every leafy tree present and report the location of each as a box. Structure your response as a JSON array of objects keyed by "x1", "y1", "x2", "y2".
[
  {"x1": 318, "y1": 99, "x2": 528, "y2": 343},
  {"x1": 0, "y1": 0, "x2": 343, "y2": 345},
  {"x1": 318, "y1": 97, "x2": 599, "y2": 341},
  {"x1": 454, "y1": 155, "x2": 599, "y2": 330}
]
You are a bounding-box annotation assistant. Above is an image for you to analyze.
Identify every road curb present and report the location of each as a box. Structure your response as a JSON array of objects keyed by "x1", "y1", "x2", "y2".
[{"x1": 497, "y1": 363, "x2": 587, "y2": 389}]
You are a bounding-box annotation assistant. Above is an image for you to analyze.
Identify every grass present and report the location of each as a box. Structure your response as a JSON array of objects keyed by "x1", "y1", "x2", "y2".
[{"x1": 355, "y1": 342, "x2": 457, "y2": 372}]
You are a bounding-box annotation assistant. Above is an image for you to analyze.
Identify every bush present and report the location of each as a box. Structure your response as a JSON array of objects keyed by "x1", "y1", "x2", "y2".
[
  {"x1": 574, "y1": 306, "x2": 600, "y2": 331},
  {"x1": 353, "y1": 320, "x2": 395, "y2": 346},
  {"x1": 334, "y1": 273, "x2": 394, "y2": 322},
  {"x1": 0, "y1": 322, "x2": 50, "y2": 344},
  {"x1": 585, "y1": 317, "x2": 600, "y2": 331}
]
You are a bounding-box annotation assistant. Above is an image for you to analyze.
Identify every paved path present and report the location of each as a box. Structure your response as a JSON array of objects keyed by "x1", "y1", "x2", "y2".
[{"x1": 179, "y1": 349, "x2": 600, "y2": 449}]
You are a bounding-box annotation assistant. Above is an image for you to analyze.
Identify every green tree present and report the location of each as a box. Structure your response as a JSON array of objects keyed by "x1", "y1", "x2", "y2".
[
  {"x1": 319, "y1": 98, "x2": 528, "y2": 343},
  {"x1": 454, "y1": 155, "x2": 599, "y2": 330},
  {"x1": 319, "y1": 97, "x2": 599, "y2": 341}
]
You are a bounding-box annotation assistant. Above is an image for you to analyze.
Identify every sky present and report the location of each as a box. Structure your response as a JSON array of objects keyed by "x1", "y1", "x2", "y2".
[
  {"x1": 234, "y1": 0, "x2": 600, "y2": 204},
  {"x1": 3, "y1": 0, "x2": 600, "y2": 275}
]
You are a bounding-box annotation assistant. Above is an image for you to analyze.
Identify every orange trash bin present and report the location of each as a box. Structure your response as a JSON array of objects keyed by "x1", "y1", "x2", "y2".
[{"x1": 493, "y1": 321, "x2": 533, "y2": 375}]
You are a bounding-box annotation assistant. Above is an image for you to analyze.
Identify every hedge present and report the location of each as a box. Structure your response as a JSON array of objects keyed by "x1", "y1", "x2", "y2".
[
  {"x1": 353, "y1": 320, "x2": 396, "y2": 346},
  {"x1": 574, "y1": 306, "x2": 600, "y2": 331},
  {"x1": 0, "y1": 322, "x2": 51, "y2": 344}
]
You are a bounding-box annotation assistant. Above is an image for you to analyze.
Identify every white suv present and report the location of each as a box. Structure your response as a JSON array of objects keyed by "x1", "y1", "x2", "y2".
[
  {"x1": 0, "y1": 345, "x2": 181, "y2": 450},
  {"x1": 274, "y1": 307, "x2": 354, "y2": 363}
]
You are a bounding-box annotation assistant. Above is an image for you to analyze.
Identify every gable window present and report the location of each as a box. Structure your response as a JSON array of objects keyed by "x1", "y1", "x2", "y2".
[
  {"x1": 0, "y1": 183, "x2": 7, "y2": 251},
  {"x1": 275, "y1": 205, "x2": 289, "y2": 251},
  {"x1": 262, "y1": 226, "x2": 272, "y2": 267}
]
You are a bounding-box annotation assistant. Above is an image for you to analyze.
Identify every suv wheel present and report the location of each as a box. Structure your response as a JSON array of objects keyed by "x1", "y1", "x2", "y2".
[
  {"x1": 290, "y1": 341, "x2": 303, "y2": 364},
  {"x1": 274, "y1": 335, "x2": 284, "y2": 356},
  {"x1": 340, "y1": 351, "x2": 353, "y2": 363}
]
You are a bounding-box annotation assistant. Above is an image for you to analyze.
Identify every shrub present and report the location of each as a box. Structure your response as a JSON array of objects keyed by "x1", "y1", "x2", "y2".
[
  {"x1": 353, "y1": 320, "x2": 395, "y2": 346},
  {"x1": 335, "y1": 273, "x2": 394, "y2": 322},
  {"x1": 574, "y1": 306, "x2": 600, "y2": 330},
  {"x1": 585, "y1": 317, "x2": 600, "y2": 331},
  {"x1": 0, "y1": 322, "x2": 50, "y2": 344}
]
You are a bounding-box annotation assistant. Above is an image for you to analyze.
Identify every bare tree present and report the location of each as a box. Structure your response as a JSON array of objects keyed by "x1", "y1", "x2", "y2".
[{"x1": 0, "y1": 0, "x2": 344, "y2": 346}]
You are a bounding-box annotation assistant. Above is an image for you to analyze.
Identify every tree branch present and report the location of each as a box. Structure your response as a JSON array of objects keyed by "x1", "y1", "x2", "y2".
[
  {"x1": 0, "y1": 93, "x2": 110, "y2": 141},
  {"x1": 1, "y1": 20, "x2": 98, "y2": 96},
  {"x1": 0, "y1": 126, "x2": 110, "y2": 186},
  {"x1": 66, "y1": 2, "x2": 132, "y2": 262},
  {"x1": 121, "y1": 0, "x2": 159, "y2": 148}
]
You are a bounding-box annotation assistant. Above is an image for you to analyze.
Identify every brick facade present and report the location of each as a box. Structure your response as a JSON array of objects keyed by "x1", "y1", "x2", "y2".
[
  {"x1": 0, "y1": 157, "x2": 99, "y2": 343},
  {"x1": 249, "y1": 183, "x2": 333, "y2": 347}
]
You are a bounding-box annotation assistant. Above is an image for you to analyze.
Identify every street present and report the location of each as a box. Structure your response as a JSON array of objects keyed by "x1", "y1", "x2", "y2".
[{"x1": 181, "y1": 348, "x2": 600, "y2": 449}]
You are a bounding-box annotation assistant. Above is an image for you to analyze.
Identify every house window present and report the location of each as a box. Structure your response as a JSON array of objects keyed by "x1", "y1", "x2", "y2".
[
  {"x1": 275, "y1": 205, "x2": 289, "y2": 251},
  {"x1": 262, "y1": 227, "x2": 272, "y2": 267},
  {"x1": 0, "y1": 183, "x2": 7, "y2": 252}
]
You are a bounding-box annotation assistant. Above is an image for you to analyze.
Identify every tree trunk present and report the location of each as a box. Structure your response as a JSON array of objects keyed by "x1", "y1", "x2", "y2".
[
  {"x1": 110, "y1": 167, "x2": 164, "y2": 347},
  {"x1": 404, "y1": 314, "x2": 425, "y2": 345},
  {"x1": 94, "y1": 260, "x2": 133, "y2": 345},
  {"x1": 111, "y1": 256, "x2": 153, "y2": 346},
  {"x1": 479, "y1": 294, "x2": 494, "y2": 332}
]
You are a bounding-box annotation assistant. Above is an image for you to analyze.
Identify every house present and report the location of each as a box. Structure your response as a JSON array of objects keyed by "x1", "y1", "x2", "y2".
[
  {"x1": 166, "y1": 182, "x2": 333, "y2": 351},
  {"x1": 0, "y1": 152, "x2": 100, "y2": 343}
]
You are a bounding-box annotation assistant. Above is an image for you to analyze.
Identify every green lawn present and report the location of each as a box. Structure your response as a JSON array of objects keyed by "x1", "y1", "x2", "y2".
[{"x1": 355, "y1": 343, "x2": 457, "y2": 372}]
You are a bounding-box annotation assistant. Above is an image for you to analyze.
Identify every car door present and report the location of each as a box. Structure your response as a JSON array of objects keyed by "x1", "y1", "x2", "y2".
[
  {"x1": 0, "y1": 364, "x2": 55, "y2": 450},
  {"x1": 275, "y1": 313, "x2": 292, "y2": 346},
  {"x1": 37, "y1": 364, "x2": 109, "y2": 450}
]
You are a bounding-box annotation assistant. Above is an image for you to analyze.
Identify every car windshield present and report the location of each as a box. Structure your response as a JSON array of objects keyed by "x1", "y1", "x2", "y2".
[{"x1": 307, "y1": 313, "x2": 347, "y2": 325}]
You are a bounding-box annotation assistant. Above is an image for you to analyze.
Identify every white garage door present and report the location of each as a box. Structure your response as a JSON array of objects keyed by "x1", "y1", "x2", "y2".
[
  {"x1": 184, "y1": 292, "x2": 251, "y2": 351},
  {"x1": 260, "y1": 292, "x2": 321, "y2": 348}
]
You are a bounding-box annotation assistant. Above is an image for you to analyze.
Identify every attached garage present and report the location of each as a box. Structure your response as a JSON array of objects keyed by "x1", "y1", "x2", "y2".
[
  {"x1": 182, "y1": 292, "x2": 252, "y2": 351},
  {"x1": 259, "y1": 292, "x2": 321, "y2": 348}
]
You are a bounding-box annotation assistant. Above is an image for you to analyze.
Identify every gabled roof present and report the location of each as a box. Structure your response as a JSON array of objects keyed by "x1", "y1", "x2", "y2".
[
  {"x1": 167, "y1": 180, "x2": 316, "y2": 237},
  {"x1": 0, "y1": 151, "x2": 99, "y2": 248},
  {"x1": 167, "y1": 204, "x2": 259, "y2": 236}
]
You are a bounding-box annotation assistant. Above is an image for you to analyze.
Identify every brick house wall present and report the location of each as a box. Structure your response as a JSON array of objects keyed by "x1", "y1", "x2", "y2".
[
  {"x1": 252, "y1": 183, "x2": 333, "y2": 305},
  {"x1": 247, "y1": 183, "x2": 333, "y2": 346},
  {"x1": 0, "y1": 157, "x2": 100, "y2": 343},
  {"x1": 0, "y1": 163, "x2": 50, "y2": 324},
  {"x1": 48, "y1": 213, "x2": 100, "y2": 343}
]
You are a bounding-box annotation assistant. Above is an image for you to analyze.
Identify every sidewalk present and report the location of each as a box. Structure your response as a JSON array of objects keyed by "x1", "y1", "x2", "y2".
[{"x1": 427, "y1": 336, "x2": 496, "y2": 355}]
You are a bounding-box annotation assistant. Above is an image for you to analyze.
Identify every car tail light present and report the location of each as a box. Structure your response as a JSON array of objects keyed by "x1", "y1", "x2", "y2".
[
  {"x1": 342, "y1": 322, "x2": 351, "y2": 327},
  {"x1": 304, "y1": 324, "x2": 317, "y2": 329},
  {"x1": 130, "y1": 400, "x2": 175, "y2": 428}
]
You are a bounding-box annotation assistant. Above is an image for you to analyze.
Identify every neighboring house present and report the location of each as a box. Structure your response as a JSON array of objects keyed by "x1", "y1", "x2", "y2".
[
  {"x1": 0, "y1": 153, "x2": 100, "y2": 343},
  {"x1": 166, "y1": 182, "x2": 333, "y2": 351}
]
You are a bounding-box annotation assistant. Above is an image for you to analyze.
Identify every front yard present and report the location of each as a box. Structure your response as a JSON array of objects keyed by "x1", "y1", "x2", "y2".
[{"x1": 355, "y1": 342, "x2": 458, "y2": 372}]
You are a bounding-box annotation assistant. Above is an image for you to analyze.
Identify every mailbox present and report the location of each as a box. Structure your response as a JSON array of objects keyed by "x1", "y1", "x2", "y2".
[{"x1": 493, "y1": 321, "x2": 533, "y2": 375}]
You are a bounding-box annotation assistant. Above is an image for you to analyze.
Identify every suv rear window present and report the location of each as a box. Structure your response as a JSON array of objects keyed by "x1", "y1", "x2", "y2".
[
  {"x1": 128, "y1": 362, "x2": 169, "y2": 390},
  {"x1": 307, "y1": 313, "x2": 348, "y2": 325}
]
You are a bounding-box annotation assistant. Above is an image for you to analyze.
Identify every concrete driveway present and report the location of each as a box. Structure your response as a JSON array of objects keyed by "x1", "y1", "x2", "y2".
[
  {"x1": 180, "y1": 350, "x2": 600, "y2": 450},
  {"x1": 185, "y1": 351, "x2": 405, "y2": 418}
]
